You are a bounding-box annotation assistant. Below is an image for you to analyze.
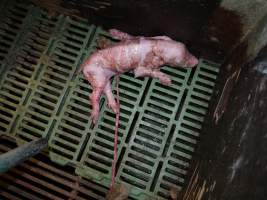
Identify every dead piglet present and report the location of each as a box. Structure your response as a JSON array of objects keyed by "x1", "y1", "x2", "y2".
[
  {"x1": 82, "y1": 64, "x2": 117, "y2": 124},
  {"x1": 79, "y1": 29, "x2": 198, "y2": 124}
]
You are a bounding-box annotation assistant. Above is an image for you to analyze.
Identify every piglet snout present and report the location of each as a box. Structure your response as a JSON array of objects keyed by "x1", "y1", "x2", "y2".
[{"x1": 187, "y1": 56, "x2": 198, "y2": 67}]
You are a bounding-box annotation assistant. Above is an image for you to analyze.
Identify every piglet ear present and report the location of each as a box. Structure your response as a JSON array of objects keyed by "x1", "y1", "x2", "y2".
[
  {"x1": 108, "y1": 29, "x2": 118, "y2": 35},
  {"x1": 108, "y1": 29, "x2": 133, "y2": 40}
]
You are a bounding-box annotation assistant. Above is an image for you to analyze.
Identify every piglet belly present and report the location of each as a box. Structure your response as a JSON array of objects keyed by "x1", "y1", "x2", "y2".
[{"x1": 115, "y1": 45, "x2": 141, "y2": 72}]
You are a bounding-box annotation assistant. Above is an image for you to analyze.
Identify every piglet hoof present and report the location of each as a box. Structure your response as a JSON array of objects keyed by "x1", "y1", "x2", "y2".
[
  {"x1": 109, "y1": 103, "x2": 119, "y2": 114},
  {"x1": 91, "y1": 111, "x2": 99, "y2": 125},
  {"x1": 160, "y1": 77, "x2": 172, "y2": 86}
]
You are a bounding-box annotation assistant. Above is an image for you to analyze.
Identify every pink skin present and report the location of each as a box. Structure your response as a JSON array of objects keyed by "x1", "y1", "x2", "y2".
[{"x1": 78, "y1": 29, "x2": 198, "y2": 124}]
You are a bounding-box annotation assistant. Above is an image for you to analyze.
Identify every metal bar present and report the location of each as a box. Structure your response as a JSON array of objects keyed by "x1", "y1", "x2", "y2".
[{"x1": 0, "y1": 138, "x2": 47, "y2": 173}]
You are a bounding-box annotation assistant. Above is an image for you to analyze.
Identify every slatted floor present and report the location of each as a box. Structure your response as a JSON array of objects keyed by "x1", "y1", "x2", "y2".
[
  {"x1": 0, "y1": 136, "x2": 109, "y2": 200},
  {"x1": 0, "y1": 0, "x2": 220, "y2": 199}
]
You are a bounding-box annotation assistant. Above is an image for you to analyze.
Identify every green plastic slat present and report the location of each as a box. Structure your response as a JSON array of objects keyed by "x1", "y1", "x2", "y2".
[
  {"x1": 76, "y1": 71, "x2": 149, "y2": 184},
  {"x1": 13, "y1": 16, "x2": 94, "y2": 143},
  {"x1": 0, "y1": 2, "x2": 220, "y2": 199},
  {"x1": 48, "y1": 26, "x2": 101, "y2": 165},
  {"x1": 106, "y1": 67, "x2": 191, "y2": 199},
  {"x1": 0, "y1": 5, "x2": 58, "y2": 135},
  {"x1": 0, "y1": 1, "x2": 30, "y2": 78},
  {"x1": 75, "y1": 59, "x2": 219, "y2": 200},
  {"x1": 154, "y1": 60, "x2": 220, "y2": 199}
]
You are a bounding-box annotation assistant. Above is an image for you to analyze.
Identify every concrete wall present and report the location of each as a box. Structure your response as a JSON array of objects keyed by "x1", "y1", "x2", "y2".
[
  {"x1": 182, "y1": 4, "x2": 267, "y2": 200},
  {"x1": 221, "y1": 0, "x2": 267, "y2": 41}
]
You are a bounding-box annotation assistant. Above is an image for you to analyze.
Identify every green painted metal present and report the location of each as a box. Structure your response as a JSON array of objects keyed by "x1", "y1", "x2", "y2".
[{"x1": 0, "y1": 1, "x2": 220, "y2": 199}]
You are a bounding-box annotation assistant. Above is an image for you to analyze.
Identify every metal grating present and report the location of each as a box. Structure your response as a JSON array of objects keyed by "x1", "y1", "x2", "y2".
[
  {"x1": 0, "y1": 1, "x2": 220, "y2": 199},
  {"x1": 0, "y1": 136, "x2": 108, "y2": 200}
]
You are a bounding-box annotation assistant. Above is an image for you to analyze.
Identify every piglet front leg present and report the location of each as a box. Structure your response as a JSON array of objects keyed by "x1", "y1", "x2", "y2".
[{"x1": 134, "y1": 67, "x2": 172, "y2": 86}]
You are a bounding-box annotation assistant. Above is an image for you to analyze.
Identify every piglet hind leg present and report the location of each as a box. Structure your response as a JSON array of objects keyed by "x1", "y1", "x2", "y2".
[
  {"x1": 104, "y1": 81, "x2": 119, "y2": 114},
  {"x1": 109, "y1": 29, "x2": 173, "y2": 42},
  {"x1": 90, "y1": 87, "x2": 103, "y2": 124},
  {"x1": 85, "y1": 72, "x2": 107, "y2": 124},
  {"x1": 151, "y1": 36, "x2": 172, "y2": 41},
  {"x1": 134, "y1": 67, "x2": 172, "y2": 86},
  {"x1": 108, "y1": 29, "x2": 134, "y2": 40}
]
